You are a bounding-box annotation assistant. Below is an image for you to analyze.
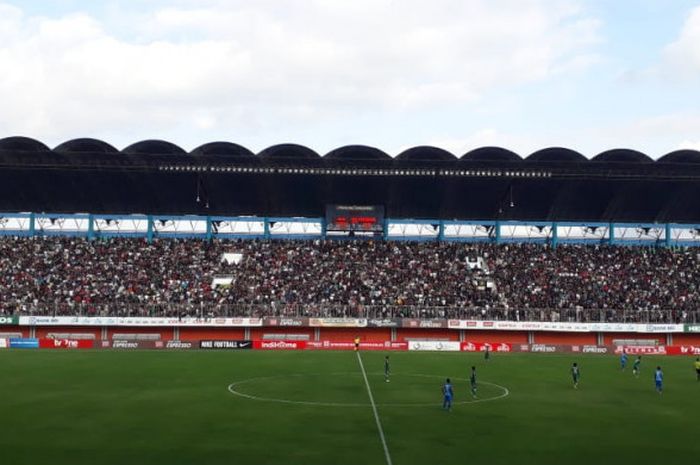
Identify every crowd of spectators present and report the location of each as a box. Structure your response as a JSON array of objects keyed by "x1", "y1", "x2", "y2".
[{"x1": 0, "y1": 236, "x2": 698, "y2": 322}]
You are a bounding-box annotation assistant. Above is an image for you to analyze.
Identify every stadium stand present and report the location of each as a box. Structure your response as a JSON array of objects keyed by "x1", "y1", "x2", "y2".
[{"x1": 0, "y1": 236, "x2": 698, "y2": 323}]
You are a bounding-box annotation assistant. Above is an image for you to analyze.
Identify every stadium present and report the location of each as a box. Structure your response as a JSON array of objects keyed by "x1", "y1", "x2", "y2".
[{"x1": 1, "y1": 136, "x2": 700, "y2": 465}]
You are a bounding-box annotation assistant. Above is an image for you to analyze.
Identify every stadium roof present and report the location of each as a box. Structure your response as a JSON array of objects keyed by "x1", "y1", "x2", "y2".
[{"x1": 1, "y1": 136, "x2": 700, "y2": 222}]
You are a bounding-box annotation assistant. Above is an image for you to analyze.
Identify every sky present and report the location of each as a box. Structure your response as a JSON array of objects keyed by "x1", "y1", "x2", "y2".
[{"x1": 0, "y1": 0, "x2": 699, "y2": 158}]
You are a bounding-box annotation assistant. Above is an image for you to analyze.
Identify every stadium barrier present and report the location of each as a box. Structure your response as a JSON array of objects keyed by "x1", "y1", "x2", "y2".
[{"x1": 0, "y1": 338, "x2": 8, "y2": 349}]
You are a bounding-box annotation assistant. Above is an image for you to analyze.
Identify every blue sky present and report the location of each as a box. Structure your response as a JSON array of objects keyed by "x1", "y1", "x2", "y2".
[{"x1": 1, "y1": 0, "x2": 699, "y2": 157}]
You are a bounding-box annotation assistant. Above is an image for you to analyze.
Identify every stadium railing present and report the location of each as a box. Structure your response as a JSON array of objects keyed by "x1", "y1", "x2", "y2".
[{"x1": 1, "y1": 303, "x2": 698, "y2": 323}]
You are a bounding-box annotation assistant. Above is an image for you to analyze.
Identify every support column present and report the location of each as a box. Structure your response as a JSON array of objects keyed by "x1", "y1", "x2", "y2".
[
  {"x1": 263, "y1": 218, "x2": 271, "y2": 239},
  {"x1": 87, "y1": 214, "x2": 95, "y2": 240},
  {"x1": 205, "y1": 216, "x2": 213, "y2": 241},
  {"x1": 551, "y1": 222, "x2": 558, "y2": 248},
  {"x1": 29, "y1": 213, "x2": 36, "y2": 237},
  {"x1": 667, "y1": 333, "x2": 673, "y2": 345},
  {"x1": 609, "y1": 222, "x2": 615, "y2": 245},
  {"x1": 494, "y1": 221, "x2": 501, "y2": 243},
  {"x1": 665, "y1": 223, "x2": 672, "y2": 248},
  {"x1": 438, "y1": 220, "x2": 445, "y2": 242},
  {"x1": 146, "y1": 215, "x2": 154, "y2": 243}
]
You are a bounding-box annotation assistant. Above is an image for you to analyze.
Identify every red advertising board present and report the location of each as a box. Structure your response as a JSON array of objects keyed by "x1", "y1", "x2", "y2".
[
  {"x1": 253, "y1": 340, "x2": 308, "y2": 350},
  {"x1": 39, "y1": 338, "x2": 93, "y2": 349},
  {"x1": 614, "y1": 345, "x2": 667, "y2": 355},
  {"x1": 306, "y1": 341, "x2": 408, "y2": 351},
  {"x1": 663, "y1": 345, "x2": 700, "y2": 355},
  {"x1": 460, "y1": 342, "x2": 512, "y2": 352}
]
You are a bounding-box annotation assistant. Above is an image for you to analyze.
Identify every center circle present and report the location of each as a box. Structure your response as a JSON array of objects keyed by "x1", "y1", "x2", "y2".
[{"x1": 227, "y1": 372, "x2": 509, "y2": 408}]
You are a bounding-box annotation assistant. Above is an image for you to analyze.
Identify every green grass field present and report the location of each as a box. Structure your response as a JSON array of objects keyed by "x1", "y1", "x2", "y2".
[{"x1": 0, "y1": 350, "x2": 698, "y2": 465}]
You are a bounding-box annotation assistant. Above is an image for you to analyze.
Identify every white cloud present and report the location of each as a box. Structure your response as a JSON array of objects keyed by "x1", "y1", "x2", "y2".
[
  {"x1": 663, "y1": 6, "x2": 700, "y2": 78},
  {"x1": 0, "y1": 1, "x2": 601, "y2": 148}
]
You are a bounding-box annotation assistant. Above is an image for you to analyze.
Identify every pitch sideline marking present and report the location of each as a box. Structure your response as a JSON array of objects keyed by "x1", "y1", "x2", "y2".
[
  {"x1": 226, "y1": 372, "x2": 510, "y2": 407},
  {"x1": 357, "y1": 351, "x2": 393, "y2": 465}
]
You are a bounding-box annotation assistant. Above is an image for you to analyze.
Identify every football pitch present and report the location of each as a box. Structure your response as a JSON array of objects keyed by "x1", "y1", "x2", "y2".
[{"x1": 0, "y1": 350, "x2": 698, "y2": 465}]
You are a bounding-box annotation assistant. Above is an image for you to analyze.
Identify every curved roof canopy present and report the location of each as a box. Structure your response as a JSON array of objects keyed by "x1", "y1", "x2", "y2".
[
  {"x1": 190, "y1": 141, "x2": 255, "y2": 158},
  {"x1": 54, "y1": 138, "x2": 119, "y2": 154},
  {"x1": 461, "y1": 146, "x2": 521, "y2": 162},
  {"x1": 657, "y1": 149, "x2": 700, "y2": 164},
  {"x1": 396, "y1": 146, "x2": 456, "y2": 161},
  {"x1": 122, "y1": 140, "x2": 186, "y2": 156},
  {"x1": 526, "y1": 147, "x2": 586, "y2": 163},
  {"x1": 592, "y1": 149, "x2": 653, "y2": 163},
  {"x1": 0, "y1": 136, "x2": 51, "y2": 152},
  {"x1": 258, "y1": 144, "x2": 321, "y2": 159},
  {"x1": 324, "y1": 145, "x2": 391, "y2": 161}
]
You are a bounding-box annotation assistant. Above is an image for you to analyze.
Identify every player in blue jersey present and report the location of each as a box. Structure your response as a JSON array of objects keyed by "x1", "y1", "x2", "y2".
[
  {"x1": 469, "y1": 366, "x2": 477, "y2": 398},
  {"x1": 654, "y1": 366, "x2": 663, "y2": 394},
  {"x1": 571, "y1": 362, "x2": 580, "y2": 389},
  {"x1": 632, "y1": 356, "x2": 641, "y2": 378},
  {"x1": 620, "y1": 350, "x2": 628, "y2": 371},
  {"x1": 442, "y1": 378, "x2": 454, "y2": 411},
  {"x1": 384, "y1": 356, "x2": 390, "y2": 383}
]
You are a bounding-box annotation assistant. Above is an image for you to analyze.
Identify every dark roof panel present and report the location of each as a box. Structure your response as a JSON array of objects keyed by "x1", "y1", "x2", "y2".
[
  {"x1": 592, "y1": 149, "x2": 653, "y2": 163},
  {"x1": 122, "y1": 140, "x2": 186, "y2": 155},
  {"x1": 657, "y1": 149, "x2": 700, "y2": 164},
  {"x1": 258, "y1": 144, "x2": 321, "y2": 159},
  {"x1": 526, "y1": 147, "x2": 587, "y2": 163},
  {"x1": 324, "y1": 145, "x2": 391, "y2": 161},
  {"x1": 0, "y1": 136, "x2": 51, "y2": 152},
  {"x1": 461, "y1": 147, "x2": 522, "y2": 162},
  {"x1": 396, "y1": 146, "x2": 456, "y2": 161},
  {"x1": 54, "y1": 138, "x2": 119, "y2": 154},
  {"x1": 190, "y1": 142, "x2": 255, "y2": 158}
]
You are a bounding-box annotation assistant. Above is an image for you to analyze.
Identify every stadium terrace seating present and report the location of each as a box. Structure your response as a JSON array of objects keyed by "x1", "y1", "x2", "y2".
[{"x1": 0, "y1": 236, "x2": 698, "y2": 323}]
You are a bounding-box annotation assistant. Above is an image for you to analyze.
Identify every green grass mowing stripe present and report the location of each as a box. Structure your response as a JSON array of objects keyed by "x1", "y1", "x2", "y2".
[{"x1": 357, "y1": 351, "x2": 393, "y2": 465}]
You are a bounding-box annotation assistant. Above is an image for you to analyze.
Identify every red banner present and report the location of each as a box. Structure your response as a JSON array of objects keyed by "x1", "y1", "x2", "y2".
[
  {"x1": 664, "y1": 345, "x2": 700, "y2": 355},
  {"x1": 39, "y1": 338, "x2": 93, "y2": 349},
  {"x1": 614, "y1": 345, "x2": 667, "y2": 355},
  {"x1": 253, "y1": 340, "x2": 308, "y2": 350},
  {"x1": 306, "y1": 341, "x2": 408, "y2": 351},
  {"x1": 460, "y1": 342, "x2": 512, "y2": 352}
]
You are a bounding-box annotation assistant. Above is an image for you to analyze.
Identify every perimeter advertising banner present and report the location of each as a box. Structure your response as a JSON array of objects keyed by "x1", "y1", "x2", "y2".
[
  {"x1": 685, "y1": 324, "x2": 700, "y2": 333},
  {"x1": 401, "y1": 319, "x2": 447, "y2": 329},
  {"x1": 308, "y1": 318, "x2": 367, "y2": 328},
  {"x1": 448, "y1": 320, "x2": 685, "y2": 333},
  {"x1": 460, "y1": 342, "x2": 513, "y2": 352},
  {"x1": 262, "y1": 317, "x2": 309, "y2": 327},
  {"x1": 18, "y1": 316, "x2": 263, "y2": 327},
  {"x1": 408, "y1": 341, "x2": 460, "y2": 351},
  {"x1": 367, "y1": 318, "x2": 402, "y2": 328},
  {"x1": 306, "y1": 341, "x2": 408, "y2": 351},
  {"x1": 9, "y1": 338, "x2": 39, "y2": 348},
  {"x1": 0, "y1": 316, "x2": 18, "y2": 325},
  {"x1": 199, "y1": 340, "x2": 253, "y2": 350},
  {"x1": 0, "y1": 338, "x2": 8, "y2": 349},
  {"x1": 38, "y1": 338, "x2": 93, "y2": 349},
  {"x1": 253, "y1": 340, "x2": 307, "y2": 350}
]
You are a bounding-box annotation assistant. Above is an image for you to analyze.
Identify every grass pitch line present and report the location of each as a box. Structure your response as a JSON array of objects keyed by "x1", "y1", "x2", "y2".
[{"x1": 356, "y1": 352, "x2": 394, "y2": 465}]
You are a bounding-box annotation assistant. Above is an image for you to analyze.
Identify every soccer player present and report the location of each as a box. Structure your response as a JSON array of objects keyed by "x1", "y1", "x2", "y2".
[
  {"x1": 384, "y1": 355, "x2": 390, "y2": 383},
  {"x1": 354, "y1": 336, "x2": 360, "y2": 352},
  {"x1": 469, "y1": 366, "x2": 477, "y2": 398},
  {"x1": 632, "y1": 356, "x2": 641, "y2": 378},
  {"x1": 620, "y1": 350, "x2": 628, "y2": 371},
  {"x1": 571, "y1": 362, "x2": 580, "y2": 389},
  {"x1": 442, "y1": 378, "x2": 454, "y2": 411},
  {"x1": 654, "y1": 366, "x2": 663, "y2": 394},
  {"x1": 484, "y1": 345, "x2": 490, "y2": 362},
  {"x1": 695, "y1": 357, "x2": 700, "y2": 381}
]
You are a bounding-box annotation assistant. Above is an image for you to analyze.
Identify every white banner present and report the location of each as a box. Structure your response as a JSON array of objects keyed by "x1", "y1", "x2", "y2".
[
  {"x1": 18, "y1": 316, "x2": 263, "y2": 327},
  {"x1": 0, "y1": 338, "x2": 7, "y2": 349},
  {"x1": 447, "y1": 320, "x2": 684, "y2": 333},
  {"x1": 408, "y1": 340, "x2": 461, "y2": 352},
  {"x1": 308, "y1": 318, "x2": 367, "y2": 328}
]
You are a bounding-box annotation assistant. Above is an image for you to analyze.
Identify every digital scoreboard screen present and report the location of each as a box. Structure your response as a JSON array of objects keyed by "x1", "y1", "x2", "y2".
[{"x1": 326, "y1": 205, "x2": 385, "y2": 232}]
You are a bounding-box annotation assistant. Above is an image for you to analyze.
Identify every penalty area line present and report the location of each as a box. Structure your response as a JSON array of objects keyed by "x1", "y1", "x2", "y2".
[{"x1": 356, "y1": 351, "x2": 393, "y2": 465}]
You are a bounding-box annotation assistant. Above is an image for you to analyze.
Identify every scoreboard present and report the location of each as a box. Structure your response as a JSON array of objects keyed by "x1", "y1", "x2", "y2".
[{"x1": 326, "y1": 205, "x2": 385, "y2": 232}]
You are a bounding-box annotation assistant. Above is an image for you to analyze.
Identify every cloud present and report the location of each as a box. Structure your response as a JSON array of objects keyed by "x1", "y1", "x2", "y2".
[
  {"x1": 663, "y1": 6, "x2": 700, "y2": 78},
  {"x1": 0, "y1": 1, "x2": 601, "y2": 148}
]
